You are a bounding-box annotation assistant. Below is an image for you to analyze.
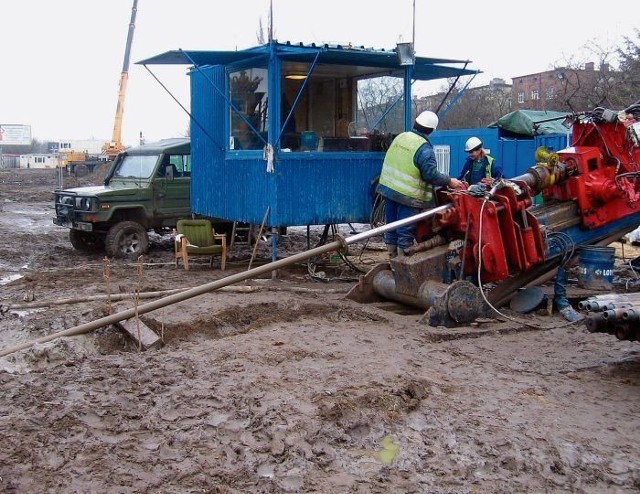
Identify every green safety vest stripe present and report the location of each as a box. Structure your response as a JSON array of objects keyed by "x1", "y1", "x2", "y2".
[{"x1": 485, "y1": 155, "x2": 494, "y2": 178}]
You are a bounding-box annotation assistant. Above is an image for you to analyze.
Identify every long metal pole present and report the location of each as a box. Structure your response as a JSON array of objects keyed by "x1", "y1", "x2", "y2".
[
  {"x1": 0, "y1": 205, "x2": 452, "y2": 357},
  {"x1": 412, "y1": 0, "x2": 416, "y2": 52}
]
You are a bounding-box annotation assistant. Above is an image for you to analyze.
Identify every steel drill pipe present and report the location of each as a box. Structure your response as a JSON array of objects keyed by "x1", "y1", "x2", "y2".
[
  {"x1": 602, "y1": 308, "x2": 628, "y2": 321},
  {"x1": 622, "y1": 308, "x2": 640, "y2": 321},
  {"x1": 580, "y1": 296, "x2": 620, "y2": 309},
  {"x1": 585, "y1": 299, "x2": 638, "y2": 312},
  {"x1": 580, "y1": 293, "x2": 640, "y2": 308},
  {"x1": 585, "y1": 313, "x2": 616, "y2": 334},
  {"x1": 583, "y1": 294, "x2": 640, "y2": 300},
  {"x1": 579, "y1": 296, "x2": 620, "y2": 310},
  {"x1": 600, "y1": 301, "x2": 635, "y2": 312},
  {"x1": 0, "y1": 205, "x2": 453, "y2": 358}
]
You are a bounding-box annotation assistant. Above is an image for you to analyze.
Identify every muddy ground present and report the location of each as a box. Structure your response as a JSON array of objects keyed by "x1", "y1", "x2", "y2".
[{"x1": 0, "y1": 167, "x2": 639, "y2": 493}]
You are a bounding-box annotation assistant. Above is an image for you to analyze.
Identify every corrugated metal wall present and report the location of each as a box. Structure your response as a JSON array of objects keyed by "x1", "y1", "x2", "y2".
[
  {"x1": 430, "y1": 129, "x2": 499, "y2": 178},
  {"x1": 0, "y1": 155, "x2": 20, "y2": 169},
  {"x1": 271, "y1": 155, "x2": 382, "y2": 226},
  {"x1": 190, "y1": 66, "x2": 273, "y2": 224},
  {"x1": 430, "y1": 128, "x2": 569, "y2": 180},
  {"x1": 500, "y1": 138, "x2": 534, "y2": 177}
]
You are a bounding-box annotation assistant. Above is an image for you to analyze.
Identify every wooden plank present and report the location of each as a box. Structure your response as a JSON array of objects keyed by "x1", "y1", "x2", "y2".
[{"x1": 117, "y1": 318, "x2": 163, "y2": 350}]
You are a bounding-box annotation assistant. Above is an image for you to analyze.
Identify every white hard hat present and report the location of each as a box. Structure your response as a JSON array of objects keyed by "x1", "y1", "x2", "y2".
[
  {"x1": 465, "y1": 136, "x2": 483, "y2": 152},
  {"x1": 415, "y1": 111, "x2": 439, "y2": 130}
]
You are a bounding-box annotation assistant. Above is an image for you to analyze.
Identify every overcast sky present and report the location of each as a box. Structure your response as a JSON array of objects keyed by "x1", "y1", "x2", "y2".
[{"x1": 1, "y1": 0, "x2": 637, "y2": 147}]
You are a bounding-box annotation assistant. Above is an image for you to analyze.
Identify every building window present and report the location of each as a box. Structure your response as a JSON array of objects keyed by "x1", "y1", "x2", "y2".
[
  {"x1": 517, "y1": 92, "x2": 525, "y2": 103},
  {"x1": 546, "y1": 87, "x2": 557, "y2": 99},
  {"x1": 284, "y1": 62, "x2": 404, "y2": 152},
  {"x1": 531, "y1": 90, "x2": 540, "y2": 100},
  {"x1": 434, "y1": 145, "x2": 450, "y2": 175},
  {"x1": 229, "y1": 68, "x2": 269, "y2": 151},
  {"x1": 168, "y1": 153, "x2": 191, "y2": 177}
]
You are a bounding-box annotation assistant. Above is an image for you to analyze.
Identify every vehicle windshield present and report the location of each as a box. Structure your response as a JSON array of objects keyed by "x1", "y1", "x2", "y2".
[{"x1": 113, "y1": 154, "x2": 159, "y2": 179}]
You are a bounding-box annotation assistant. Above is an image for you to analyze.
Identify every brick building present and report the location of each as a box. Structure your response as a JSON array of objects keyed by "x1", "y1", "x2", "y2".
[
  {"x1": 415, "y1": 62, "x2": 611, "y2": 123},
  {"x1": 512, "y1": 62, "x2": 609, "y2": 111}
]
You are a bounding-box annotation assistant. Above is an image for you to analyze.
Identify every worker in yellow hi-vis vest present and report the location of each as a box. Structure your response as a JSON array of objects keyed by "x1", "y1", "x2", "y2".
[{"x1": 376, "y1": 111, "x2": 464, "y2": 259}]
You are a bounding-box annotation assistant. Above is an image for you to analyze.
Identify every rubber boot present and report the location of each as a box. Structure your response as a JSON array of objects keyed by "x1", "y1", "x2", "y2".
[
  {"x1": 386, "y1": 244, "x2": 397, "y2": 259},
  {"x1": 559, "y1": 305, "x2": 584, "y2": 322}
]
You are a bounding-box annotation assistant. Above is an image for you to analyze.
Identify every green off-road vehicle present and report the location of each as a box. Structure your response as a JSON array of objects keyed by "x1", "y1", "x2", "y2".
[{"x1": 53, "y1": 138, "x2": 192, "y2": 259}]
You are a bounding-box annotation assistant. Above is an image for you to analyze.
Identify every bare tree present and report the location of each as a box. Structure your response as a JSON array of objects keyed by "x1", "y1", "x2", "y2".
[
  {"x1": 548, "y1": 32, "x2": 638, "y2": 112},
  {"x1": 550, "y1": 40, "x2": 620, "y2": 112},
  {"x1": 1, "y1": 139, "x2": 47, "y2": 154},
  {"x1": 613, "y1": 29, "x2": 640, "y2": 107},
  {"x1": 356, "y1": 76, "x2": 404, "y2": 134},
  {"x1": 415, "y1": 77, "x2": 510, "y2": 129},
  {"x1": 257, "y1": 1, "x2": 275, "y2": 45},
  {"x1": 257, "y1": 18, "x2": 265, "y2": 44}
]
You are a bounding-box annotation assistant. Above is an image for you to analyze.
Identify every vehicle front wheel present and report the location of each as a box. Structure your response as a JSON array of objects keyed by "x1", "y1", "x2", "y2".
[
  {"x1": 69, "y1": 229, "x2": 105, "y2": 252},
  {"x1": 105, "y1": 221, "x2": 150, "y2": 259}
]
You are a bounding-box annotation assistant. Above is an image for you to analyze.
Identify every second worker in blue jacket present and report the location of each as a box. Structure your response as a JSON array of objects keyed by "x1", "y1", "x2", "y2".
[{"x1": 458, "y1": 136, "x2": 503, "y2": 185}]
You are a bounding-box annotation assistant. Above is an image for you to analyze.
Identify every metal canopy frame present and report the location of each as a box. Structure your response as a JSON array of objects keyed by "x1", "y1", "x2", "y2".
[{"x1": 136, "y1": 41, "x2": 479, "y2": 82}]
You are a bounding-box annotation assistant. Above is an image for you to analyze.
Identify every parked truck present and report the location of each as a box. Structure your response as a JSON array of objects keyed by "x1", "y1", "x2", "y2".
[{"x1": 53, "y1": 137, "x2": 193, "y2": 259}]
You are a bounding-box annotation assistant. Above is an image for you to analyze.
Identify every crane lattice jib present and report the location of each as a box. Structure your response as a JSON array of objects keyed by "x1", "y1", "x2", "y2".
[{"x1": 103, "y1": 0, "x2": 138, "y2": 159}]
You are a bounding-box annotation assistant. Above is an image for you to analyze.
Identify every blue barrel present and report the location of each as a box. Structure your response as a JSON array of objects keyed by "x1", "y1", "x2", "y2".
[{"x1": 577, "y1": 246, "x2": 615, "y2": 290}]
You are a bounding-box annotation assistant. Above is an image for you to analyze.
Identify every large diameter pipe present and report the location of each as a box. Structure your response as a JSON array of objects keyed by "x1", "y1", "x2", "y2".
[
  {"x1": 371, "y1": 270, "x2": 444, "y2": 310},
  {"x1": 510, "y1": 161, "x2": 577, "y2": 195},
  {"x1": 371, "y1": 270, "x2": 486, "y2": 323},
  {"x1": 0, "y1": 205, "x2": 453, "y2": 358}
]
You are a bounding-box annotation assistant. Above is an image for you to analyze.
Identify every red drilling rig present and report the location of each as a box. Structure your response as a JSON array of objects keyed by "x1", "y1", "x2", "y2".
[{"x1": 348, "y1": 101, "x2": 640, "y2": 339}]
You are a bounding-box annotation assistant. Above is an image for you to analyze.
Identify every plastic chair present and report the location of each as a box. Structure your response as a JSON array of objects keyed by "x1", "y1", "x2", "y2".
[{"x1": 174, "y1": 219, "x2": 227, "y2": 271}]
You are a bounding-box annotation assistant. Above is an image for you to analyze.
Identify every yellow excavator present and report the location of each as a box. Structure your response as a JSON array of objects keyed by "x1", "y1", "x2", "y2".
[{"x1": 102, "y1": 0, "x2": 138, "y2": 160}]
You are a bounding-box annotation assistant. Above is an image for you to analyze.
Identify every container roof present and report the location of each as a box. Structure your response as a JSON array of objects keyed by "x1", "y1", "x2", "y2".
[{"x1": 137, "y1": 41, "x2": 479, "y2": 82}]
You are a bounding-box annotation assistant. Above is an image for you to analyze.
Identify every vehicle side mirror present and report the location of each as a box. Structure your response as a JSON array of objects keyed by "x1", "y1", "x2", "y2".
[{"x1": 165, "y1": 165, "x2": 174, "y2": 179}]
